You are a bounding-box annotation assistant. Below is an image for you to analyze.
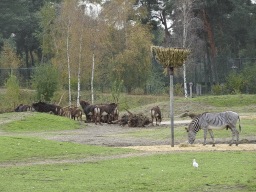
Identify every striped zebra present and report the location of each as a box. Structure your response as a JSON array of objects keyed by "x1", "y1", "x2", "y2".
[{"x1": 185, "y1": 111, "x2": 241, "y2": 146}]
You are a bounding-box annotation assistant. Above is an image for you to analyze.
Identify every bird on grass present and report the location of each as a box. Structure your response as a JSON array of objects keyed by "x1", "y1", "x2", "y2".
[{"x1": 193, "y1": 159, "x2": 199, "y2": 168}]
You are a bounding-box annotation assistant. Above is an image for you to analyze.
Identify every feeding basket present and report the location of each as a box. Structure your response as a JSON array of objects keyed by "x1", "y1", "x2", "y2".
[{"x1": 151, "y1": 47, "x2": 191, "y2": 68}]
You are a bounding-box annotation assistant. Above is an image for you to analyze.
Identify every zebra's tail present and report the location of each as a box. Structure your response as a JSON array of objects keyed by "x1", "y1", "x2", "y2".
[{"x1": 238, "y1": 116, "x2": 242, "y2": 132}]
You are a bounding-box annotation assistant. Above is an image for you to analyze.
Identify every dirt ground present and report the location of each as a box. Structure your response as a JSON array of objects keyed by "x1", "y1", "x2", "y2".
[
  {"x1": 37, "y1": 122, "x2": 255, "y2": 151},
  {"x1": 1, "y1": 112, "x2": 256, "y2": 152},
  {"x1": 0, "y1": 112, "x2": 255, "y2": 168}
]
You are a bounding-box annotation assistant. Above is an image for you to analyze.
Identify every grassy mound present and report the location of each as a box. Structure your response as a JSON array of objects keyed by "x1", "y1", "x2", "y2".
[{"x1": 0, "y1": 112, "x2": 82, "y2": 133}]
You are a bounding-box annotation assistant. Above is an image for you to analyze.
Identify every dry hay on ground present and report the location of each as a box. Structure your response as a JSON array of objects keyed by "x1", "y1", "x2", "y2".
[
  {"x1": 115, "y1": 109, "x2": 151, "y2": 127},
  {"x1": 123, "y1": 144, "x2": 256, "y2": 152}
]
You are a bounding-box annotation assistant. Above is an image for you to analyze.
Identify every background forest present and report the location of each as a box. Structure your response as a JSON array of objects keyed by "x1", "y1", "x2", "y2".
[{"x1": 0, "y1": 0, "x2": 256, "y2": 104}]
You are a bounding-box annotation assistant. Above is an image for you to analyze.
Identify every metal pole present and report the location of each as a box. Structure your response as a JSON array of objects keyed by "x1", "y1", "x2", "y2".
[{"x1": 169, "y1": 67, "x2": 174, "y2": 147}]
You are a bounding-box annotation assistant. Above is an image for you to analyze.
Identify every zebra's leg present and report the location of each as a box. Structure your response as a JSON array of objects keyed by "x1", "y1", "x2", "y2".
[
  {"x1": 230, "y1": 128, "x2": 239, "y2": 146},
  {"x1": 203, "y1": 129, "x2": 208, "y2": 146},
  {"x1": 208, "y1": 129, "x2": 215, "y2": 147},
  {"x1": 233, "y1": 128, "x2": 239, "y2": 146}
]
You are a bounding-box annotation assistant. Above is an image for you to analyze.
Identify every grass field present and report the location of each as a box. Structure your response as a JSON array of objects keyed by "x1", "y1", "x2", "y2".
[
  {"x1": 0, "y1": 93, "x2": 256, "y2": 191},
  {"x1": 0, "y1": 136, "x2": 136, "y2": 164},
  {"x1": 0, "y1": 151, "x2": 255, "y2": 191}
]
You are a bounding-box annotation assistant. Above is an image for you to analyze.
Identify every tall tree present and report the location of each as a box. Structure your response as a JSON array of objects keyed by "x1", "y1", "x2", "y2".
[
  {"x1": 135, "y1": 0, "x2": 174, "y2": 46},
  {"x1": 0, "y1": 40, "x2": 21, "y2": 68},
  {"x1": 102, "y1": 0, "x2": 153, "y2": 93},
  {"x1": 172, "y1": 0, "x2": 204, "y2": 98},
  {"x1": 193, "y1": 0, "x2": 256, "y2": 87}
]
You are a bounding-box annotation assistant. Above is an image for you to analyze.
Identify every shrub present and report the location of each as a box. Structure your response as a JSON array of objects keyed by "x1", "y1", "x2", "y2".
[
  {"x1": 111, "y1": 80, "x2": 124, "y2": 103},
  {"x1": 70, "y1": 77, "x2": 78, "y2": 91},
  {"x1": 4, "y1": 73, "x2": 20, "y2": 109},
  {"x1": 241, "y1": 63, "x2": 256, "y2": 94},
  {"x1": 212, "y1": 84, "x2": 222, "y2": 95},
  {"x1": 224, "y1": 72, "x2": 244, "y2": 94},
  {"x1": 174, "y1": 83, "x2": 184, "y2": 96},
  {"x1": 31, "y1": 62, "x2": 60, "y2": 101}
]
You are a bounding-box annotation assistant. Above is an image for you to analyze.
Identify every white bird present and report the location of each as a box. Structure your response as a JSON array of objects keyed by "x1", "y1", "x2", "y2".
[{"x1": 193, "y1": 159, "x2": 199, "y2": 168}]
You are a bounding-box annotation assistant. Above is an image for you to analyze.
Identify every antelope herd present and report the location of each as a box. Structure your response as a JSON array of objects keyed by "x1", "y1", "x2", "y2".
[
  {"x1": 14, "y1": 100, "x2": 120, "y2": 125},
  {"x1": 14, "y1": 100, "x2": 164, "y2": 126}
]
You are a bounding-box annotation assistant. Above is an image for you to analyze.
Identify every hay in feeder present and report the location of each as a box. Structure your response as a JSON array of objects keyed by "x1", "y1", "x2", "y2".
[{"x1": 152, "y1": 46, "x2": 191, "y2": 68}]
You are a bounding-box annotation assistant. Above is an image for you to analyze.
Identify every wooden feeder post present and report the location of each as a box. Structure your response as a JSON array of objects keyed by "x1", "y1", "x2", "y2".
[
  {"x1": 169, "y1": 67, "x2": 174, "y2": 147},
  {"x1": 152, "y1": 47, "x2": 190, "y2": 147}
]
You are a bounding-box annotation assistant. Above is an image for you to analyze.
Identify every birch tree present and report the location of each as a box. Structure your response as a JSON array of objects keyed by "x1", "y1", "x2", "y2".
[
  {"x1": 76, "y1": 5, "x2": 86, "y2": 107},
  {"x1": 101, "y1": 0, "x2": 153, "y2": 93},
  {"x1": 54, "y1": 0, "x2": 78, "y2": 106},
  {"x1": 173, "y1": 0, "x2": 203, "y2": 98}
]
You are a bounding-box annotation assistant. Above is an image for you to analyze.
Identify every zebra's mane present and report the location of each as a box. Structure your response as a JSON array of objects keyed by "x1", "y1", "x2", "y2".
[{"x1": 187, "y1": 112, "x2": 210, "y2": 132}]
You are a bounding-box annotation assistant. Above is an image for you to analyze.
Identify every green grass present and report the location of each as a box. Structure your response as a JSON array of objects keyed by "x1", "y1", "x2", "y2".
[
  {"x1": 1, "y1": 94, "x2": 256, "y2": 191},
  {"x1": 0, "y1": 112, "x2": 81, "y2": 133},
  {"x1": 0, "y1": 136, "x2": 136, "y2": 164},
  {"x1": 0, "y1": 151, "x2": 255, "y2": 191},
  {"x1": 185, "y1": 94, "x2": 256, "y2": 107}
]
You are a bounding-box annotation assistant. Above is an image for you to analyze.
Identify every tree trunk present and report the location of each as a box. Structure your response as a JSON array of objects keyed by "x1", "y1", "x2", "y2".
[
  {"x1": 77, "y1": 14, "x2": 84, "y2": 107},
  {"x1": 182, "y1": 3, "x2": 188, "y2": 99},
  {"x1": 77, "y1": 35, "x2": 82, "y2": 107},
  {"x1": 25, "y1": 48, "x2": 29, "y2": 68},
  {"x1": 91, "y1": 50, "x2": 95, "y2": 104},
  {"x1": 67, "y1": 18, "x2": 71, "y2": 107},
  {"x1": 201, "y1": 8, "x2": 218, "y2": 85},
  {"x1": 162, "y1": 9, "x2": 171, "y2": 46},
  {"x1": 203, "y1": 54, "x2": 208, "y2": 93},
  {"x1": 183, "y1": 63, "x2": 188, "y2": 98},
  {"x1": 30, "y1": 50, "x2": 34, "y2": 66}
]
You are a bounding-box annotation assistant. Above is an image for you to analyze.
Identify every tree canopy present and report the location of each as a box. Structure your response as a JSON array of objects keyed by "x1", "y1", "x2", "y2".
[{"x1": 0, "y1": 0, "x2": 256, "y2": 96}]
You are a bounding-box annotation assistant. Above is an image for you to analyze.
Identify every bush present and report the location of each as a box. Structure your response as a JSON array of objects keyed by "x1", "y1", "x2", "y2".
[
  {"x1": 174, "y1": 83, "x2": 184, "y2": 96},
  {"x1": 111, "y1": 80, "x2": 124, "y2": 103},
  {"x1": 241, "y1": 63, "x2": 256, "y2": 94},
  {"x1": 212, "y1": 84, "x2": 222, "y2": 95},
  {"x1": 70, "y1": 77, "x2": 78, "y2": 91},
  {"x1": 4, "y1": 73, "x2": 20, "y2": 109},
  {"x1": 31, "y1": 62, "x2": 60, "y2": 101},
  {"x1": 224, "y1": 72, "x2": 244, "y2": 94}
]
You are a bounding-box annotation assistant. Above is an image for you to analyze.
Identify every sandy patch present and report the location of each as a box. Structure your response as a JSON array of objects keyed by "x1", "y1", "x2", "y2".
[{"x1": 124, "y1": 144, "x2": 256, "y2": 152}]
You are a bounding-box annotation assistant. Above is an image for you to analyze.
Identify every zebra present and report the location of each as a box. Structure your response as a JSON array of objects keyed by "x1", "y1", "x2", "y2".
[{"x1": 185, "y1": 111, "x2": 241, "y2": 146}]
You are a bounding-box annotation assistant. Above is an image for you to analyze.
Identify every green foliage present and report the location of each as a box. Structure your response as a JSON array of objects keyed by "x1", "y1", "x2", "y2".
[
  {"x1": 31, "y1": 62, "x2": 60, "y2": 101},
  {"x1": 111, "y1": 80, "x2": 124, "y2": 103},
  {"x1": 174, "y1": 83, "x2": 184, "y2": 96},
  {"x1": 110, "y1": 23, "x2": 153, "y2": 93},
  {"x1": 224, "y1": 72, "x2": 244, "y2": 94},
  {"x1": 36, "y1": 2, "x2": 58, "y2": 58},
  {"x1": 212, "y1": 84, "x2": 222, "y2": 95},
  {"x1": 115, "y1": 93, "x2": 129, "y2": 111},
  {"x1": 4, "y1": 74, "x2": 20, "y2": 109},
  {"x1": 70, "y1": 77, "x2": 78, "y2": 91},
  {"x1": 146, "y1": 69, "x2": 166, "y2": 95},
  {"x1": 0, "y1": 40, "x2": 21, "y2": 68},
  {"x1": 241, "y1": 63, "x2": 256, "y2": 94}
]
